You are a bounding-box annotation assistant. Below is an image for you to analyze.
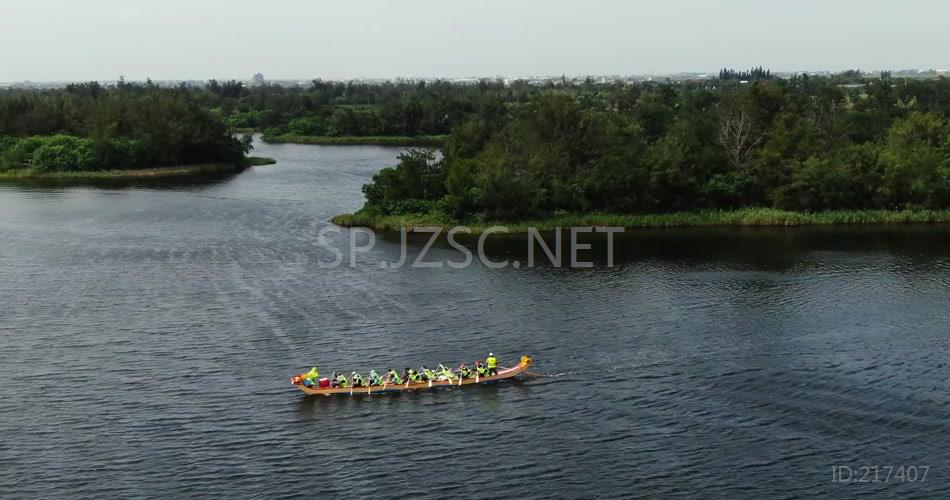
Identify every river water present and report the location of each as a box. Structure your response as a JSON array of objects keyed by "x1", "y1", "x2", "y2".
[{"x1": 2, "y1": 138, "x2": 950, "y2": 499}]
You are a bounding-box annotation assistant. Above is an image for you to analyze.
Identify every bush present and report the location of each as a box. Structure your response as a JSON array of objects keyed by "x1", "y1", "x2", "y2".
[
  {"x1": 362, "y1": 149, "x2": 445, "y2": 213},
  {"x1": 1, "y1": 136, "x2": 48, "y2": 170},
  {"x1": 30, "y1": 135, "x2": 95, "y2": 172},
  {"x1": 90, "y1": 138, "x2": 150, "y2": 169},
  {"x1": 287, "y1": 116, "x2": 328, "y2": 136}
]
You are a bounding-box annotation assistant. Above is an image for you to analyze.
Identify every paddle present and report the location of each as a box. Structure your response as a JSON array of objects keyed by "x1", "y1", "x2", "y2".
[{"x1": 456, "y1": 362, "x2": 474, "y2": 386}]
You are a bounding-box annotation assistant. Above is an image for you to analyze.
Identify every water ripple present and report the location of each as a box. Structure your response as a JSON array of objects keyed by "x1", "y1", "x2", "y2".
[{"x1": 3, "y1": 140, "x2": 950, "y2": 498}]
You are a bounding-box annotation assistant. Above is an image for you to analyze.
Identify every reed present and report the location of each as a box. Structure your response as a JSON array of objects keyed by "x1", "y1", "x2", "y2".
[
  {"x1": 0, "y1": 163, "x2": 241, "y2": 180},
  {"x1": 332, "y1": 208, "x2": 950, "y2": 234}
]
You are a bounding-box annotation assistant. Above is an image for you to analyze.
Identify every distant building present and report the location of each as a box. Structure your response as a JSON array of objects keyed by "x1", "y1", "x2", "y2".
[{"x1": 251, "y1": 73, "x2": 265, "y2": 85}]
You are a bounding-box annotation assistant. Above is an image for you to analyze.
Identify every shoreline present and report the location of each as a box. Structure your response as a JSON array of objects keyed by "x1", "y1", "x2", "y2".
[
  {"x1": 262, "y1": 134, "x2": 447, "y2": 147},
  {"x1": 332, "y1": 208, "x2": 950, "y2": 234},
  {"x1": 0, "y1": 163, "x2": 241, "y2": 181},
  {"x1": 0, "y1": 157, "x2": 276, "y2": 181}
]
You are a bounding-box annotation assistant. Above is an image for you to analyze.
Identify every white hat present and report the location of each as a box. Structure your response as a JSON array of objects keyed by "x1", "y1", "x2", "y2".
[{"x1": 489, "y1": 353, "x2": 494, "y2": 356}]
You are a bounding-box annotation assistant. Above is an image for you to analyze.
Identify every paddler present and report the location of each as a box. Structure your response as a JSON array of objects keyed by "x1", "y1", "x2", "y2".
[
  {"x1": 438, "y1": 364, "x2": 456, "y2": 381},
  {"x1": 486, "y1": 353, "x2": 498, "y2": 375},
  {"x1": 330, "y1": 371, "x2": 348, "y2": 388},
  {"x1": 420, "y1": 366, "x2": 435, "y2": 382},
  {"x1": 368, "y1": 369, "x2": 383, "y2": 386},
  {"x1": 458, "y1": 363, "x2": 473, "y2": 379},
  {"x1": 404, "y1": 367, "x2": 421, "y2": 383},
  {"x1": 474, "y1": 361, "x2": 489, "y2": 377},
  {"x1": 351, "y1": 371, "x2": 366, "y2": 387},
  {"x1": 385, "y1": 368, "x2": 403, "y2": 385}
]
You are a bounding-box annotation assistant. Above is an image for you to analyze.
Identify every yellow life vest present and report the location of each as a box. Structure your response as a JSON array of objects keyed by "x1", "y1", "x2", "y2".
[{"x1": 487, "y1": 356, "x2": 497, "y2": 369}]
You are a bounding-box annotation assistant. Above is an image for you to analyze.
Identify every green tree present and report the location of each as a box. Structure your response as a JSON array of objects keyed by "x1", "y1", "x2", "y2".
[
  {"x1": 363, "y1": 149, "x2": 445, "y2": 213},
  {"x1": 30, "y1": 135, "x2": 95, "y2": 172},
  {"x1": 879, "y1": 112, "x2": 950, "y2": 207}
]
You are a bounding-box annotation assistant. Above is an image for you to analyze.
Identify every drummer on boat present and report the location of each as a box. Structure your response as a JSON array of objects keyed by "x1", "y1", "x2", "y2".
[{"x1": 301, "y1": 367, "x2": 319, "y2": 387}]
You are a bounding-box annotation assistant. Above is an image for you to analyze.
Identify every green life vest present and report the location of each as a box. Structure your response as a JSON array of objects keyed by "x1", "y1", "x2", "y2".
[
  {"x1": 336, "y1": 374, "x2": 348, "y2": 387},
  {"x1": 390, "y1": 371, "x2": 403, "y2": 384},
  {"x1": 352, "y1": 374, "x2": 365, "y2": 386}
]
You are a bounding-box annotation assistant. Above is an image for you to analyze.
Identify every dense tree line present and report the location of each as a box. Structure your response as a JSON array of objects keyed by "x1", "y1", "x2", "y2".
[
  {"x1": 212, "y1": 78, "x2": 543, "y2": 138},
  {"x1": 358, "y1": 75, "x2": 950, "y2": 217},
  {"x1": 0, "y1": 81, "x2": 248, "y2": 172},
  {"x1": 5, "y1": 72, "x2": 950, "y2": 216}
]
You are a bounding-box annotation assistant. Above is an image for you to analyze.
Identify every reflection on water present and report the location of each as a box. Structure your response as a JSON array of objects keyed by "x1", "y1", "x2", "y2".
[
  {"x1": 392, "y1": 223, "x2": 950, "y2": 270},
  {"x1": 2, "y1": 137, "x2": 950, "y2": 498}
]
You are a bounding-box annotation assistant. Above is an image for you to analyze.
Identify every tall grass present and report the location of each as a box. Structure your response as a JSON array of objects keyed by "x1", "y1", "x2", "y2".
[
  {"x1": 332, "y1": 208, "x2": 950, "y2": 234},
  {"x1": 0, "y1": 163, "x2": 241, "y2": 180}
]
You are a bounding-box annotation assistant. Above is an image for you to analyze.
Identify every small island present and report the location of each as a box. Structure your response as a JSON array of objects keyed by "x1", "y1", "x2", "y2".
[
  {"x1": 0, "y1": 81, "x2": 272, "y2": 180},
  {"x1": 333, "y1": 72, "x2": 950, "y2": 232}
]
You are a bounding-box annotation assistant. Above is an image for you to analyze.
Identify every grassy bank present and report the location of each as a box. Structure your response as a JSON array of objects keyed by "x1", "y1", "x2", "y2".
[
  {"x1": 262, "y1": 134, "x2": 447, "y2": 147},
  {"x1": 332, "y1": 208, "x2": 950, "y2": 234},
  {"x1": 0, "y1": 163, "x2": 243, "y2": 181}
]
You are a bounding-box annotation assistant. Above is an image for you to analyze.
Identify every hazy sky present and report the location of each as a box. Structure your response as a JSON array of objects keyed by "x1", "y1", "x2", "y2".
[{"x1": 2, "y1": 0, "x2": 949, "y2": 81}]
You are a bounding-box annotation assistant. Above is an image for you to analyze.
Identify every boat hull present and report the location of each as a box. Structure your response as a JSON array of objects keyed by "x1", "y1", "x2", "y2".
[{"x1": 294, "y1": 356, "x2": 532, "y2": 396}]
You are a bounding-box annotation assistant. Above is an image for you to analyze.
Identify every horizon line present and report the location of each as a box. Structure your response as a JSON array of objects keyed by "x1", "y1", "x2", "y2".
[{"x1": 3, "y1": 67, "x2": 950, "y2": 86}]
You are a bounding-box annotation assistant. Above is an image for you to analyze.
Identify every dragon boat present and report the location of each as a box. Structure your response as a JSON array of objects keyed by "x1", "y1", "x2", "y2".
[{"x1": 291, "y1": 355, "x2": 532, "y2": 396}]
